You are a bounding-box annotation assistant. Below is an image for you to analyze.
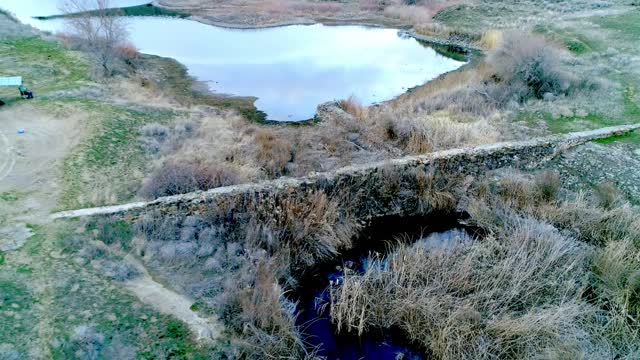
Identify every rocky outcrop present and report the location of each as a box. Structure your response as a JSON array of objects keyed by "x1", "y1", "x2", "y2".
[{"x1": 51, "y1": 124, "x2": 640, "y2": 220}]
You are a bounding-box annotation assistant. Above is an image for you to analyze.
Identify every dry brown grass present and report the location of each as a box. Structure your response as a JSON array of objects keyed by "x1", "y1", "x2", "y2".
[
  {"x1": 116, "y1": 166, "x2": 640, "y2": 357},
  {"x1": 132, "y1": 186, "x2": 361, "y2": 358},
  {"x1": 479, "y1": 29, "x2": 503, "y2": 50},
  {"x1": 330, "y1": 170, "x2": 640, "y2": 358},
  {"x1": 595, "y1": 181, "x2": 624, "y2": 210},
  {"x1": 377, "y1": 110, "x2": 500, "y2": 153},
  {"x1": 138, "y1": 109, "x2": 263, "y2": 199},
  {"x1": 337, "y1": 95, "x2": 367, "y2": 122},
  {"x1": 253, "y1": 128, "x2": 295, "y2": 177},
  {"x1": 330, "y1": 212, "x2": 596, "y2": 358},
  {"x1": 140, "y1": 160, "x2": 245, "y2": 198},
  {"x1": 243, "y1": 190, "x2": 360, "y2": 268},
  {"x1": 115, "y1": 41, "x2": 139, "y2": 66},
  {"x1": 217, "y1": 257, "x2": 316, "y2": 359},
  {"x1": 484, "y1": 171, "x2": 640, "y2": 247},
  {"x1": 414, "y1": 22, "x2": 479, "y2": 43},
  {"x1": 363, "y1": 1, "x2": 457, "y2": 25},
  {"x1": 383, "y1": 4, "x2": 437, "y2": 24}
]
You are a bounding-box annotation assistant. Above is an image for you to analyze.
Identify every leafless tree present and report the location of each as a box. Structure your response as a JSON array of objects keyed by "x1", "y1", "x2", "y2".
[{"x1": 61, "y1": 0, "x2": 128, "y2": 76}]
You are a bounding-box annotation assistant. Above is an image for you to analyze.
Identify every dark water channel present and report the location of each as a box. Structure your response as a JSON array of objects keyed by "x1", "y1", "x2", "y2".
[{"x1": 293, "y1": 213, "x2": 478, "y2": 359}]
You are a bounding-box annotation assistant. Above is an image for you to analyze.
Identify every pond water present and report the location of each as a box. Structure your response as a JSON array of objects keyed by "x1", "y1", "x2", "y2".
[
  {"x1": 1, "y1": 2, "x2": 466, "y2": 121},
  {"x1": 294, "y1": 213, "x2": 476, "y2": 359}
]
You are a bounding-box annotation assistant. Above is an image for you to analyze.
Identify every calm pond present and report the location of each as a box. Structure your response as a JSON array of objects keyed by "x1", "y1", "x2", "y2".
[{"x1": 2, "y1": 1, "x2": 466, "y2": 121}]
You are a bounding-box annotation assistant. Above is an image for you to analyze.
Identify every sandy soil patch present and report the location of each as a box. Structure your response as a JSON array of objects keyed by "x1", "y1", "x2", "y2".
[
  {"x1": 124, "y1": 255, "x2": 221, "y2": 342},
  {"x1": 0, "y1": 103, "x2": 83, "y2": 195},
  {"x1": 0, "y1": 101, "x2": 85, "y2": 251}
]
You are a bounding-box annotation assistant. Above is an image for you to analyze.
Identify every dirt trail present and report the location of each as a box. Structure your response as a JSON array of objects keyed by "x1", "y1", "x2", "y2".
[
  {"x1": 0, "y1": 129, "x2": 16, "y2": 183},
  {"x1": 124, "y1": 256, "x2": 221, "y2": 342},
  {"x1": 0, "y1": 101, "x2": 222, "y2": 347},
  {"x1": 0, "y1": 103, "x2": 82, "y2": 252},
  {"x1": 0, "y1": 104, "x2": 82, "y2": 219}
]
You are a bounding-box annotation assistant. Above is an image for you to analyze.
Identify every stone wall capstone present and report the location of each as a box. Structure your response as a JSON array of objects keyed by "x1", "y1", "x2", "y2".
[{"x1": 51, "y1": 124, "x2": 640, "y2": 221}]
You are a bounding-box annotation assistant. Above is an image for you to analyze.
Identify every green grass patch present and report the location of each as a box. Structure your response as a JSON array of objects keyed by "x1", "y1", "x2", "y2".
[
  {"x1": 0, "y1": 36, "x2": 91, "y2": 96},
  {"x1": 520, "y1": 83, "x2": 640, "y2": 145},
  {"x1": 16, "y1": 265, "x2": 33, "y2": 274},
  {"x1": 0, "y1": 280, "x2": 33, "y2": 310},
  {"x1": 0, "y1": 191, "x2": 20, "y2": 202},
  {"x1": 594, "y1": 131, "x2": 640, "y2": 144},
  {"x1": 592, "y1": 10, "x2": 640, "y2": 42},
  {"x1": 46, "y1": 221, "x2": 216, "y2": 359},
  {"x1": 533, "y1": 24, "x2": 598, "y2": 55},
  {"x1": 59, "y1": 99, "x2": 180, "y2": 209},
  {"x1": 36, "y1": 3, "x2": 189, "y2": 20},
  {"x1": 0, "y1": 279, "x2": 35, "y2": 346},
  {"x1": 21, "y1": 224, "x2": 44, "y2": 256},
  {"x1": 425, "y1": 41, "x2": 469, "y2": 62},
  {"x1": 86, "y1": 218, "x2": 134, "y2": 247}
]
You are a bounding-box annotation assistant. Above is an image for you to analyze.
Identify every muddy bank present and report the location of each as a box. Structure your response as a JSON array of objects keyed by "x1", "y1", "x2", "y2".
[
  {"x1": 136, "y1": 53, "x2": 266, "y2": 122},
  {"x1": 155, "y1": 1, "x2": 411, "y2": 30}
]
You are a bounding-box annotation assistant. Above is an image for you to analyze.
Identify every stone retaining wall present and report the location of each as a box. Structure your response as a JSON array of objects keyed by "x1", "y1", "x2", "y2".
[{"x1": 52, "y1": 124, "x2": 640, "y2": 220}]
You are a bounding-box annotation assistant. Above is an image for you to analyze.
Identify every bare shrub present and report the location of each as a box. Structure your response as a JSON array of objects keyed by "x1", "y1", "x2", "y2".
[
  {"x1": 489, "y1": 31, "x2": 575, "y2": 101},
  {"x1": 62, "y1": 0, "x2": 129, "y2": 76},
  {"x1": 592, "y1": 240, "x2": 640, "y2": 319},
  {"x1": 140, "y1": 160, "x2": 244, "y2": 199},
  {"x1": 595, "y1": 181, "x2": 623, "y2": 210},
  {"x1": 116, "y1": 41, "x2": 139, "y2": 66},
  {"x1": 253, "y1": 129, "x2": 294, "y2": 177},
  {"x1": 217, "y1": 258, "x2": 315, "y2": 359},
  {"x1": 91, "y1": 259, "x2": 139, "y2": 281},
  {"x1": 69, "y1": 325, "x2": 105, "y2": 360},
  {"x1": 338, "y1": 95, "x2": 367, "y2": 121},
  {"x1": 244, "y1": 191, "x2": 359, "y2": 268},
  {"x1": 535, "y1": 170, "x2": 561, "y2": 201}
]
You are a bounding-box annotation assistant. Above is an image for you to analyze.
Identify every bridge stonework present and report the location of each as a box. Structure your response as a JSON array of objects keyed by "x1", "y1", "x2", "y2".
[{"x1": 52, "y1": 124, "x2": 640, "y2": 221}]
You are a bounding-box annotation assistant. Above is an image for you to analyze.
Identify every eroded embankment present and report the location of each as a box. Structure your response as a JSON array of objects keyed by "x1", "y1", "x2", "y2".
[{"x1": 52, "y1": 124, "x2": 640, "y2": 220}]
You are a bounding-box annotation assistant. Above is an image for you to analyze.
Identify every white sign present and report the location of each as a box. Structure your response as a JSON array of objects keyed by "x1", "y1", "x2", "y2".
[{"x1": 0, "y1": 77, "x2": 23, "y2": 86}]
